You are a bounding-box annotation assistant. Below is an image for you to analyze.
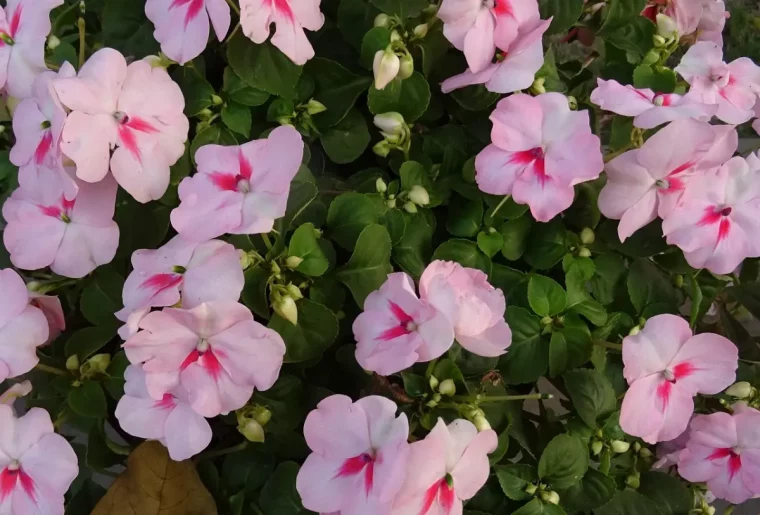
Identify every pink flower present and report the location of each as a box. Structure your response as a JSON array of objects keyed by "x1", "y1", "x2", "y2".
[
  {"x1": 171, "y1": 126, "x2": 304, "y2": 242},
  {"x1": 10, "y1": 63, "x2": 77, "y2": 199},
  {"x1": 123, "y1": 301, "x2": 285, "y2": 418},
  {"x1": 116, "y1": 365, "x2": 212, "y2": 461},
  {"x1": 353, "y1": 272, "x2": 455, "y2": 376},
  {"x1": 598, "y1": 119, "x2": 737, "y2": 242},
  {"x1": 0, "y1": 381, "x2": 31, "y2": 406},
  {"x1": 0, "y1": 269, "x2": 48, "y2": 383},
  {"x1": 53, "y1": 48, "x2": 189, "y2": 203},
  {"x1": 0, "y1": 405, "x2": 78, "y2": 515},
  {"x1": 419, "y1": 260, "x2": 511, "y2": 358},
  {"x1": 116, "y1": 236, "x2": 244, "y2": 322},
  {"x1": 3, "y1": 166, "x2": 119, "y2": 278},
  {"x1": 663, "y1": 156, "x2": 760, "y2": 274},
  {"x1": 474, "y1": 93, "x2": 603, "y2": 222},
  {"x1": 654, "y1": 428, "x2": 691, "y2": 470},
  {"x1": 590, "y1": 78, "x2": 717, "y2": 129},
  {"x1": 118, "y1": 307, "x2": 150, "y2": 341},
  {"x1": 0, "y1": 0, "x2": 63, "y2": 98},
  {"x1": 675, "y1": 42, "x2": 760, "y2": 124},
  {"x1": 697, "y1": 0, "x2": 728, "y2": 46},
  {"x1": 393, "y1": 418, "x2": 497, "y2": 515},
  {"x1": 28, "y1": 292, "x2": 65, "y2": 345},
  {"x1": 145, "y1": 0, "x2": 231, "y2": 65},
  {"x1": 239, "y1": 0, "x2": 325, "y2": 66},
  {"x1": 440, "y1": 18, "x2": 550, "y2": 94},
  {"x1": 438, "y1": 0, "x2": 540, "y2": 74},
  {"x1": 642, "y1": 0, "x2": 701, "y2": 37},
  {"x1": 297, "y1": 395, "x2": 410, "y2": 515},
  {"x1": 677, "y1": 406, "x2": 760, "y2": 504},
  {"x1": 620, "y1": 314, "x2": 737, "y2": 444}
]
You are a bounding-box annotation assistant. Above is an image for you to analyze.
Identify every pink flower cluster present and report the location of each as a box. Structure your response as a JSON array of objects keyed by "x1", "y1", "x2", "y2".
[
  {"x1": 642, "y1": 0, "x2": 728, "y2": 46},
  {"x1": 354, "y1": 260, "x2": 512, "y2": 375},
  {"x1": 296, "y1": 395, "x2": 497, "y2": 515}
]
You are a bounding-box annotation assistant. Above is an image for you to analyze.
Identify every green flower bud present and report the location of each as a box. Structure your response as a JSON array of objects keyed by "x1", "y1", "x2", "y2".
[
  {"x1": 473, "y1": 415, "x2": 491, "y2": 432},
  {"x1": 87, "y1": 354, "x2": 111, "y2": 374},
  {"x1": 373, "y1": 140, "x2": 391, "y2": 157},
  {"x1": 376, "y1": 177, "x2": 388, "y2": 193},
  {"x1": 66, "y1": 355, "x2": 80, "y2": 371},
  {"x1": 639, "y1": 447, "x2": 653, "y2": 458},
  {"x1": 398, "y1": 53, "x2": 414, "y2": 80},
  {"x1": 240, "y1": 420, "x2": 265, "y2": 443},
  {"x1": 274, "y1": 296, "x2": 298, "y2": 325},
  {"x1": 524, "y1": 483, "x2": 538, "y2": 495},
  {"x1": 270, "y1": 261, "x2": 281, "y2": 275},
  {"x1": 253, "y1": 406, "x2": 272, "y2": 426},
  {"x1": 286, "y1": 283, "x2": 304, "y2": 300},
  {"x1": 306, "y1": 99, "x2": 328, "y2": 115},
  {"x1": 625, "y1": 473, "x2": 640, "y2": 489},
  {"x1": 373, "y1": 48, "x2": 400, "y2": 90},
  {"x1": 390, "y1": 30, "x2": 402, "y2": 43},
  {"x1": 211, "y1": 94, "x2": 223, "y2": 105},
  {"x1": 611, "y1": 440, "x2": 630, "y2": 453},
  {"x1": 530, "y1": 77, "x2": 546, "y2": 95},
  {"x1": 674, "y1": 274, "x2": 684, "y2": 288},
  {"x1": 413, "y1": 23, "x2": 429, "y2": 39},
  {"x1": 429, "y1": 375, "x2": 439, "y2": 390},
  {"x1": 578, "y1": 247, "x2": 592, "y2": 258},
  {"x1": 386, "y1": 198, "x2": 397, "y2": 209},
  {"x1": 580, "y1": 227, "x2": 595, "y2": 245},
  {"x1": 629, "y1": 325, "x2": 641, "y2": 336},
  {"x1": 286, "y1": 255, "x2": 304, "y2": 269},
  {"x1": 438, "y1": 379, "x2": 456, "y2": 397},
  {"x1": 432, "y1": 393, "x2": 442, "y2": 403},
  {"x1": 199, "y1": 108, "x2": 213, "y2": 118},
  {"x1": 239, "y1": 250, "x2": 254, "y2": 270},
  {"x1": 404, "y1": 201, "x2": 418, "y2": 214},
  {"x1": 374, "y1": 13, "x2": 391, "y2": 28},
  {"x1": 591, "y1": 440, "x2": 604, "y2": 456},
  {"x1": 726, "y1": 381, "x2": 752, "y2": 399},
  {"x1": 540, "y1": 491, "x2": 560, "y2": 505},
  {"x1": 567, "y1": 96, "x2": 578, "y2": 110},
  {"x1": 409, "y1": 185, "x2": 430, "y2": 206},
  {"x1": 653, "y1": 35, "x2": 668, "y2": 47},
  {"x1": 374, "y1": 112, "x2": 406, "y2": 134},
  {"x1": 541, "y1": 316, "x2": 553, "y2": 326},
  {"x1": 47, "y1": 35, "x2": 61, "y2": 50}
]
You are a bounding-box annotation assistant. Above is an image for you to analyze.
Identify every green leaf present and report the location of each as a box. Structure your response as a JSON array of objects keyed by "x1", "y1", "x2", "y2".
[
  {"x1": 65, "y1": 326, "x2": 116, "y2": 361},
  {"x1": 68, "y1": 381, "x2": 108, "y2": 419},
  {"x1": 171, "y1": 66, "x2": 215, "y2": 117},
  {"x1": 538, "y1": 434, "x2": 589, "y2": 489},
  {"x1": 499, "y1": 307, "x2": 548, "y2": 384},
  {"x1": 595, "y1": 490, "x2": 664, "y2": 515},
  {"x1": 446, "y1": 195, "x2": 484, "y2": 237},
  {"x1": 221, "y1": 101, "x2": 252, "y2": 138},
  {"x1": 190, "y1": 126, "x2": 237, "y2": 160},
  {"x1": 500, "y1": 216, "x2": 533, "y2": 261},
  {"x1": 306, "y1": 58, "x2": 372, "y2": 129},
  {"x1": 367, "y1": 72, "x2": 431, "y2": 122},
  {"x1": 416, "y1": 29, "x2": 451, "y2": 77},
  {"x1": 101, "y1": 0, "x2": 159, "y2": 58},
  {"x1": 326, "y1": 192, "x2": 383, "y2": 250},
  {"x1": 369, "y1": 0, "x2": 428, "y2": 18},
  {"x1": 610, "y1": 116, "x2": 634, "y2": 151},
  {"x1": 600, "y1": 0, "x2": 649, "y2": 34},
  {"x1": 321, "y1": 108, "x2": 371, "y2": 163},
  {"x1": 242, "y1": 267, "x2": 271, "y2": 320},
  {"x1": 222, "y1": 447, "x2": 276, "y2": 494},
  {"x1": 400, "y1": 161, "x2": 441, "y2": 207},
  {"x1": 627, "y1": 258, "x2": 680, "y2": 317},
  {"x1": 591, "y1": 254, "x2": 627, "y2": 306},
  {"x1": 270, "y1": 299, "x2": 339, "y2": 363},
  {"x1": 729, "y1": 283, "x2": 760, "y2": 321},
  {"x1": 401, "y1": 373, "x2": 428, "y2": 397},
  {"x1": 512, "y1": 499, "x2": 566, "y2": 515},
  {"x1": 393, "y1": 213, "x2": 434, "y2": 278},
  {"x1": 336, "y1": 224, "x2": 394, "y2": 306},
  {"x1": 337, "y1": 0, "x2": 382, "y2": 50},
  {"x1": 718, "y1": 303, "x2": 760, "y2": 361},
  {"x1": 563, "y1": 368, "x2": 617, "y2": 429},
  {"x1": 222, "y1": 67, "x2": 270, "y2": 106},
  {"x1": 278, "y1": 168, "x2": 319, "y2": 231},
  {"x1": 638, "y1": 471, "x2": 692, "y2": 515},
  {"x1": 549, "y1": 329, "x2": 593, "y2": 378},
  {"x1": 450, "y1": 84, "x2": 501, "y2": 112},
  {"x1": 495, "y1": 464, "x2": 538, "y2": 501},
  {"x1": 258, "y1": 462, "x2": 307, "y2": 515},
  {"x1": 528, "y1": 275, "x2": 568, "y2": 317},
  {"x1": 360, "y1": 27, "x2": 392, "y2": 69},
  {"x1": 633, "y1": 65, "x2": 677, "y2": 93},
  {"x1": 524, "y1": 219, "x2": 567, "y2": 270},
  {"x1": 289, "y1": 223, "x2": 330, "y2": 276},
  {"x1": 539, "y1": 0, "x2": 584, "y2": 34},
  {"x1": 603, "y1": 17, "x2": 656, "y2": 59},
  {"x1": 556, "y1": 468, "x2": 616, "y2": 512},
  {"x1": 477, "y1": 231, "x2": 504, "y2": 258},
  {"x1": 227, "y1": 33, "x2": 302, "y2": 99},
  {"x1": 80, "y1": 266, "x2": 124, "y2": 327},
  {"x1": 687, "y1": 273, "x2": 703, "y2": 328},
  {"x1": 433, "y1": 240, "x2": 491, "y2": 275}
]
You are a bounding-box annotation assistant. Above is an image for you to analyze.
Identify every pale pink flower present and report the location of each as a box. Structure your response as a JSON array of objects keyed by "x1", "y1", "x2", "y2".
[
  {"x1": 654, "y1": 428, "x2": 691, "y2": 470},
  {"x1": 438, "y1": 0, "x2": 540, "y2": 73},
  {"x1": 590, "y1": 78, "x2": 717, "y2": 129},
  {"x1": 53, "y1": 48, "x2": 189, "y2": 203},
  {"x1": 118, "y1": 307, "x2": 150, "y2": 341},
  {"x1": 753, "y1": 99, "x2": 760, "y2": 136},
  {"x1": 620, "y1": 314, "x2": 737, "y2": 444},
  {"x1": 10, "y1": 63, "x2": 77, "y2": 199},
  {"x1": 419, "y1": 260, "x2": 511, "y2": 358},
  {"x1": 116, "y1": 365, "x2": 212, "y2": 461},
  {"x1": 0, "y1": 405, "x2": 78, "y2": 515},
  {"x1": 3, "y1": 166, "x2": 119, "y2": 278},
  {"x1": 239, "y1": 0, "x2": 325, "y2": 66},
  {"x1": 297, "y1": 395, "x2": 410, "y2": 515},
  {"x1": 0, "y1": 270, "x2": 48, "y2": 383},
  {"x1": 697, "y1": 0, "x2": 728, "y2": 46},
  {"x1": 598, "y1": 119, "x2": 737, "y2": 242},
  {"x1": 642, "y1": 0, "x2": 701, "y2": 37},
  {"x1": 0, "y1": 382, "x2": 31, "y2": 406},
  {"x1": 116, "y1": 236, "x2": 244, "y2": 322},
  {"x1": 475, "y1": 93, "x2": 603, "y2": 222},
  {"x1": 145, "y1": 0, "x2": 231, "y2": 65},
  {"x1": 678, "y1": 406, "x2": 760, "y2": 504},
  {"x1": 393, "y1": 418, "x2": 497, "y2": 515},
  {"x1": 123, "y1": 301, "x2": 285, "y2": 418},
  {"x1": 663, "y1": 156, "x2": 760, "y2": 274},
  {"x1": 440, "y1": 18, "x2": 550, "y2": 94},
  {"x1": 675, "y1": 42, "x2": 760, "y2": 124},
  {"x1": 353, "y1": 272, "x2": 455, "y2": 376},
  {"x1": 171, "y1": 126, "x2": 304, "y2": 242},
  {"x1": 28, "y1": 293, "x2": 65, "y2": 345},
  {"x1": 0, "y1": 0, "x2": 63, "y2": 99}
]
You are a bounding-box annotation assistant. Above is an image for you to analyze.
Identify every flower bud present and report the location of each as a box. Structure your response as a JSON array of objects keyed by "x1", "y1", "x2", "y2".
[
  {"x1": 306, "y1": 99, "x2": 327, "y2": 115},
  {"x1": 390, "y1": 30, "x2": 402, "y2": 43},
  {"x1": 540, "y1": 491, "x2": 560, "y2": 505},
  {"x1": 66, "y1": 355, "x2": 80, "y2": 371},
  {"x1": 286, "y1": 255, "x2": 304, "y2": 269},
  {"x1": 591, "y1": 440, "x2": 604, "y2": 455},
  {"x1": 26, "y1": 281, "x2": 42, "y2": 292},
  {"x1": 374, "y1": 13, "x2": 391, "y2": 28},
  {"x1": 726, "y1": 381, "x2": 752, "y2": 399},
  {"x1": 239, "y1": 250, "x2": 254, "y2": 270},
  {"x1": 438, "y1": 379, "x2": 456, "y2": 397},
  {"x1": 524, "y1": 483, "x2": 538, "y2": 495},
  {"x1": 89, "y1": 354, "x2": 111, "y2": 373},
  {"x1": 611, "y1": 440, "x2": 630, "y2": 453},
  {"x1": 386, "y1": 198, "x2": 397, "y2": 209},
  {"x1": 270, "y1": 261, "x2": 281, "y2": 275},
  {"x1": 47, "y1": 35, "x2": 60, "y2": 50},
  {"x1": 530, "y1": 77, "x2": 546, "y2": 95},
  {"x1": 374, "y1": 112, "x2": 406, "y2": 134},
  {"x1": 373, "y1": 140, "x2": 391, "y2": 157},
  {"x1": 199, "y1": 108, "x2": 213, "y2": 118},
  {"x1": 409, "y1": 185, "x2": 430, "y2": 206},
  {"x1": 541, "y1": 316, "x2": 553, "y2": 326},
  {"x1": 705, "y1": 506, "x2": 716, "y2": 515},
  {"x1": 473, "y1": 415, "x2": 491, "y2": 432},
  {"x1": 633, "y1": 442, "x2": 641, "y2": 452},
  {"x1": 240, "y1": 420, "x2": 265, "y2": 443},
  {"x1": 286, "y1": 283, "x2": 304, "y2": 300},
  {"x1": 429, "y1": 375, "x2": 439, "y2": 390},
  {"x1": 376, "y1": 177, "x2": 388, "y2": 193},
  {"x1": 398, "y1": 53, "x2": 414, "y2": 80},
  {"x1": 567, "y1": 96, "x2": 578, "y2": 110},
  {"x1": 653, "y1": 34, "x2": 668, "y2": 47},
  {"x1": 674, "y1": 274, "x2": 684, "y2": 288},
  {"x1": 629, "y1": 325, "x2": 641, "y2": 336},
  {"x1": 580, "y1": 227, "x2": 595, "y2": 245},
  {"x1": 253, "y1": 406, "x2": 272, "y2": 426},
  {"x1": 625, "y1": 473, "x2": 640, "y2": 489},
  {"x1": 413, "y1": 23, "x2": 429, "y2": 39},
  {"x1": 373, "y1": 48, "x2": 400, "y2": 90},
  {"x1": 404, "y1": 201, "x2": 418, "y2": 214},
  {"x1": 578, "y1": 247, "x2": 592, "y2": 258},
  {"x1": 274, "y1": 296, "x2": 298, "y2": 325},
  {"x1": 432, "y1": 393, "x2": 442, "y2": 403},
  {"x1": 639, "y1": 447, "x2": 653, "y2": 458},
  {"x1": 211, "y1": 94, "x2": 223, "y2": 105},
  {"x1": 656, "y1": 13, "x2": 678, "y2": 38}
]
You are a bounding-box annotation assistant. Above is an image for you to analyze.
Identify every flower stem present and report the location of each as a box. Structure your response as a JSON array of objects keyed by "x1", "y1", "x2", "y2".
[
  {"x1": 224, "y1": 23, "x2": 241, "y2": 44},
  {"x1": 594, "y1": 340, "x2": 623, "y2": 351},
  {"x1": 261, "y1": 233, "x2": 273, "y2": 250},
  {"x1": 489, "y1": 195, "x2": 511, "y2": 219},
  {"x1": 603, "y1": 145, "x2": 631, "y2": 163},
  {"x1": 453, "y1": 393, "x2": 553, "y2": 403},
  {"x1": 224, "y1": 0, "x2": 240, "y2": 15},
  {"x1": 195, "y1": 440, "x2": 248, "y2": 462},
  {"x1": 77, "y1": 17, "x2": 86, "y2": 69},
  {"x1": 35, "y1": 363, "x2": 67, "y2": 376}
]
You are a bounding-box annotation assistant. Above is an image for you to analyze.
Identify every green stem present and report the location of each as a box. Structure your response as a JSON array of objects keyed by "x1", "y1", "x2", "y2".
[
  {"x1": 195, "y1": 440, "x2": 248, "y2": 462},
  {"x1": 77, "y1": 17, "x2": 86, "y2": 69},
  {"x1": 489, "y1": 195, "x2": 511, "y2": 219},
  {"x1": 594, "y1": 340, "x2": 623, "y2": 351},
  {"x1": 35, "y1": 363, "x2": 67, "y2": 376},
  {"x1": 52, "y1": 2, "x2": 80, "y2": 33},
  {"x1": 261, "y1": 233, "x2": 273, "y2": 250},
  {"x1": 224, "y1": 23, "x2": 241, "y2": 44},
  {"x1": 224, "y1": 0, "x2": 240, "y2": 15},
  {"x1": 453, "y1": 393, "x2": 553, "y2": 403},
  {"x1": 603, "y1": 145, "x2": 632, "y2": 163}
]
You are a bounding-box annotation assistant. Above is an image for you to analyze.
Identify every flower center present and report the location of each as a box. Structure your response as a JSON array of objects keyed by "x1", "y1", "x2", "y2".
[
  {"x1": 114, "y1": 111, "x2": 129, "y2": 124},
  {"x1": 653, "y1": 95, "x2": 665, "y2": 107},
  {"x1": 405, "y1": 321, "x2": 418, "y2": 332},
  {"x1": 7, "y1": 461, "x2": 19, "y2": 472},
  {"x1": 661, "y1": 369, "x2": 675, "y2": 382},
  {"x1": 655, "y1": 179, "x2": 670, "y2": 189},
  {"x1": 0, "y1": 33, "x2": 14, "y2": 46},
  {"x1": 172, "y1": 265, "x2": 187, "y2": 274},
  {"x1": 720, "y1": 206, "x2": 732, "y2": 217},
  {"x1": 197, "y1": 339, "x2": 210, "y2": 353},
  {"x1": 237, "y1": 177, "x2": 251, "y2": 193}
]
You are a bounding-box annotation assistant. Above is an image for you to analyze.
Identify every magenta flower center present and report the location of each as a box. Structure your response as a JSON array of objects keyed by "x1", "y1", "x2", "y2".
[
  {"x1": 698, "y1": 205, "x2": 733, "y2": 242},
  {"x1": 0, "y1": 5, "x2": 22, "y2": 45},
  {"x1": 180, "y1": 339, "x2": 223, "y2": 380},
  {"x1": 210, "y1": 151, "x2": 255, "y2": 193},
  {"x1": 708, "y1": 447, "x2": 743, "y2": 480},
  {"x1": 336, "y1": 451, "x2": 376, "y2": 497},
  {"x1": 0, "y1": 460, "x2": 36, "y2": 503},
  {"x1": 378, "y1": 301, "x2": 418, "y2": 341},
  {"x1": 114, "y1": 111, "x2": 160, "y2": 163},
  {"x1": 421, "y1": 475, "x2": 456, "y2": 515},
  {"x1": 39, "y1": 195, "x2": 75, "y2": 223}
]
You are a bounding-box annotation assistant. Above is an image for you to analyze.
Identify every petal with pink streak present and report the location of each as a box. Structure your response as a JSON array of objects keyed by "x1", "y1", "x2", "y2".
[
  {"x1": 590, "y1": 79, "x2": 655, "y2": 116},
  {"x1": 622, "y1": 314, "x2": 692, "y2": 383},
  {"x1": 511, "y1": 170, "x2": 575, "y2": 223},
  {"x1": 145, "y1": 0, "x2": 212, "y2": 65}
]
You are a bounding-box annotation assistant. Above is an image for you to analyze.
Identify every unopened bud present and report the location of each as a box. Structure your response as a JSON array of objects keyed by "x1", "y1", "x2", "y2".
[
  {"x1": 374, "y1": 112, "x2": 405, "y2": 134},
  {"x1": 87, "y1": 354, "x2": 111, "y2": 373},
  {"x1": 390, "y1": 30, "x2": 402, "y2": 43},
  {"x1": 26, "y1": 281, "x2": 42, "y2": 292},
  {"x1": 625, "y1": 473, "x2": 640, "y2": 489},
  {"x1": 567, "y1": 96, "x2": 578, "y2": 110},
  {"x1": 376, "y1": 177, "x2": 388, "y2": 193},
  {"x1": 591, "y1": 440, "x2": 604, "y2": 455},
  {"x1": 274, "y1": 296, "x2": 298, "y2": 325},
  {"x1": 432, "y1": 393, "x2": 442, "y2": 403},
  {"x1": 633, "y1": 442, "x2": 642, "y2": 452},
  {"x1": 530, "y1": 77, "x2": 546, "y2": 95},
  {"x1": 473, "y1": 415, "x2": 491, "y2": 432},
  {"x1": 211, "y1": 94, "x2": 223, "y2": 105},
  {"x1": 240, "y1": 420, "x2": 265, "y2": 443},
  {"x1": 413, "y1": 23, "x2": 429, "y2": 39},
  {"x1": 239, "y1": 250, "x2": 253, "y2": 270},
  {"x1": 653, "y1": 34, "x2": 667, "y2": 47},
  {"x1": 373, "y1": 48, "x2": 400, "y2": 90},
  {"x1": 270, "y1": 261, "x2": 281, "y2": 275},
  {"x1": 374, "y1": 13, "x2": 391, "y2": 28},
  {"x1": 66, "y1": 355, "x2": 80, "y2": 371},
  {"x1": 428, "y1": 375, "x2": 439, "y2": 390},
  {"x1": 726, "y1": 381, "x2": 752, "y2": 399},
  {"x1": 199, "y1": 108, "x2": 213, "y2": 118},
  {"x1": 47, "y1": 35, "x2": 60, "y2": 50},
  {"x1": 373, "y1": 140, "x2": 391, "y2": 157},
  {"x1": 253, "y1": 406, "x2": 272, "y2": 426},
  {"x1": 674, "y1": 274, "x2": 684, "y2": 288},
  {"x1": 404, "y1": 201, "x2": 418, "y2": 214},
  {"x1": 578, "y1": 247, "x2": 592, "y2": 258},
  {"x1": 656, "y1": 13, "x2": 678, "y2": 38},
  {"x1": 705, "y1": 506, "x2": 716, "y2": 515},
  {"x1": 629, "y1": 325, "x2": 641, "y2": 336},
  {"x1": 524, "y1": 483, "x2": 538, "y2": 495},
  {"x1": 286, "y1": 255, "x2": 304, "y2": 269},
  {"x1": 611, "y1": 440, "x2": 630, "y2": 453},
  {"x1": 386, "y1": 198, "x2": 397, "y2": 209},
  {"x1": 409, "y1": 185, "x2": 430, "y2": 206},
  {"x1": 306, "y1": 99, "x2": 327, "y2": 115},
  {"x1": 438, "y1": 379, "x2": 456, "y2": 396},
  {"x1": 276, "y1": 116, "x2": 293, "y2": 127},
  {"x1": 580, "y1": 227, "x2": 595, "y2": 245},
  {"x1": 286, "y1": 283, "x2": 303, "y2": 300},
  {"x1": 541, "y1": 316, "x2": 553, "y2": 326},
  {"x1": 398, "y1": 53, "x2": 414, "y2": 80},
  {"x1": 639, "y1": 447, "x2": 653, "y2": 458},
  {"x1": 540, "y1": 491, "x2": 560, "y2": 505}
]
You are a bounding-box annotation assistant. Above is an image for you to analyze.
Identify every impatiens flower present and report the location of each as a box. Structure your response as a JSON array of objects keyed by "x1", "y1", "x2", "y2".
[
  {"x1": 145, "y1": 0, "x2": 231, "y2": 65},
  {"x1": 123, "y1": 301, "x2": 285, "y2": 418},
  {"x1": 0, "y1": 269, "x2": 48, "y2": 383},
  {"x1": 620, "y1": 314, "x2": 737, "y2": 444},
  {"x1": 0, "y1": 382, "x2": 31, "y2": 406},
  {"x1": 642, "y1": 0, "x2": 701, "y2": 38},
  {"x1": 28, "y1": 292, "x2": 65, "y2": 345},
  {"x1": 697, "y1": 0, "x2": 728, "y2": 46},
  {"x1": 678, "y1": 405, "x2": 760, "y2": 504},
  {"x1": 116, "y1": 365, "x2": 212, "y2": 461},
  {"x1": 171, "y1": 126, "x2": 304, "y2": 242},
  {"x1": 663, "y1": 156, "x2": 760, "y2": 274},
  {"x1": 118, "y1": 307, "x2": 150, "y2": 341},
  {"x1": 239, "y1": 0, "x2": 325, "y2": 66},
  {"x1": 440, "y1": 18, "x2": 550, "y2": 94},
  {"x1": 0, "y1": 405, "x2": 78, "y2": 514},
  {"x1": 674, "y1": 42, "x2": 760, "y2": 124},
  {"x1": 297, "y1": 395, "x2": 410, "y2": 515},
  {"x1": 598, "y1": 119, "x2": 736, "y2": 242},
  {"x1": 438, "y1": 0, "x2": 540, "y2": 73},
  {"x1": 10, "y1": 62, "x2": 77, "y2": 198},
  {"x1": 116, "y1": 236, "x2": 244, "y2": 322},
  {"x1": 353, "y1": 272, "x2": 455, "y2": 376},
  {"x1": 393, "y1": 418, "x2": 497, "y2": 515},
  {"x1": 474, "y1": 93, "x2": 603, "y2": 222},
  {"x1": 0, "y1": 0, "x2": 63, "y2": 98},
  {"x1": 3, "y1": 166, "x2": 119, "y2": 278},
  {"x1": 53, "y1": 48, "x2": 189, "y2": 203},
  {"x1": 420, "y1": 260, "x2": 511, "y2": 357},
  {"x1": 590, "y1": 78, "x2": 717, "y2": 129}
]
